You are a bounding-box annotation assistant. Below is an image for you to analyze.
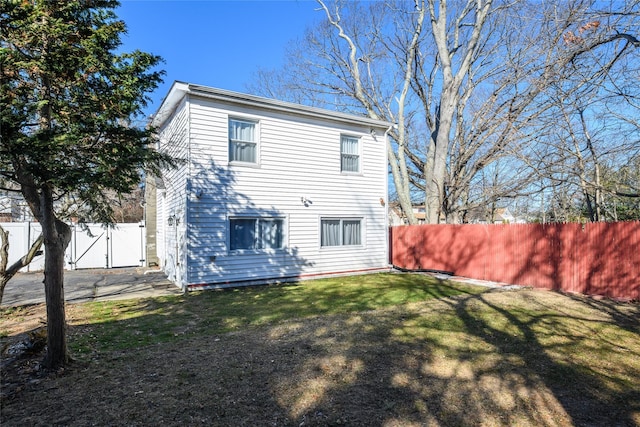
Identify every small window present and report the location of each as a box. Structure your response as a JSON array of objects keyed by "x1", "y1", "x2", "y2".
[
  {"x1": 230, "y1": 218, "x2": 284, "y2": 251},
  {"x1": 340, "y1": 135, "x2": 360, "y2": 173},
  {"x1": 321, "y1": 218, "x2": 362, "y2": 247},
  {"x1": 229, "y1": 118, "x2": 258, "y2": 164}
]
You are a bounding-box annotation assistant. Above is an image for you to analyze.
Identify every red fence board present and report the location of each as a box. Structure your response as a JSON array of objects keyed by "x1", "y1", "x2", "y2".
[{"x1": 390, "y1": 221, "x2": 640, "y2": 301}]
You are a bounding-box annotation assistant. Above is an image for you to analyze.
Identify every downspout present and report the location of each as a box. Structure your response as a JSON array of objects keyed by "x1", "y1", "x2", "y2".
[
  {"x1": 384, "y1": 124, "x2": 396, "y2": 270},
  {"x1": 181, "y1": 92, "x2": 192, "y2": 294}
]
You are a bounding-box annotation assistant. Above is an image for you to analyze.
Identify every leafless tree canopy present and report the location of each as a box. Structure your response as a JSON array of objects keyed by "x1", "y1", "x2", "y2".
[{"x1": 249, "y1": 0, "x2": 640, "y2": 223}]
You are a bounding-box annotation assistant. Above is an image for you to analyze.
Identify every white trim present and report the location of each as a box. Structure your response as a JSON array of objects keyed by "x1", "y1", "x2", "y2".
[
  {"x1": 228, "y1": 116, "x2": 261, "y2": 167},
  {"x1": 152, "y1": 81, "x2": 394, "y2": 130},
  {"x1": 340, "y1": 134, "x2": 362, "y2": 175},
  {"x1": 186, "y1": 267, "x2": 392, "y2": 291},
  {"x1": 318, "y1": 216, "x2": 365, "y2": 249},
  {"x1": 227, "y1": 215, "x2": 288, "y2": 254}
]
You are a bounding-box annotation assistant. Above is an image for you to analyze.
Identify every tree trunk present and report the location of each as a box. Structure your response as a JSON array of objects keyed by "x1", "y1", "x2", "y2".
[
  {"x1": 40, "y1": 187, "x2": 72, "y2": 370},
  {"x1": 314, "y1": 0, "x2": 423, "y2": 225},
  {"x1": 42, "y1": 224, "x2": 70, "y2": 369},
  {"x1": 423, "y1": 0, "x2": 492, "y2": 223},
  {"x1": 425, "y1": 96, "x2": 456, "y2": 224},
  {"x1": 14, "y1": 162, "x2": 72, "y2": 370}
]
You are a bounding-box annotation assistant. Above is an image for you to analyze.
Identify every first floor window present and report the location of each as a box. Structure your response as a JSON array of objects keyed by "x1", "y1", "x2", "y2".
[
  {"x1": 229, "y1": 118, "x2": 258, "y2": 163},
  {"x1": 230, "y1": 217, "x2": 284, "y2": 251},
  {"x1": 321, "y1": 218, "x2": 362, "y2": 247}
]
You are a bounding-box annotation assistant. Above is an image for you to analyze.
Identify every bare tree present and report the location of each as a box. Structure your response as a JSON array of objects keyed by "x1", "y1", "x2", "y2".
[
  {"x1": 249, "y1": 0, "x2": 639, "y2": 223},
  {"x1": 523, "y1": 0, "x2": 640, "y2": 221},
  {"x1": 250, "y1": 0, "x2": 426, "y2": 223},
  {"x1": 250, "y1": 0, "x2": 552, "y2": 223}
]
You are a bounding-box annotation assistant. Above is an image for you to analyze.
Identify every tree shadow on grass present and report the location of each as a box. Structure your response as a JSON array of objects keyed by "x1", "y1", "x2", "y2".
[
  {"x1": 439, "y1": 287, "x2": 640, "y2": 426},
  {"x1": 263, "y1": 282, "x2": 640, "y2": 426},
  {"x1": 563, "y1": 293, "x2": 640, "y2": 334},
  {"x1": 2, "y1": 276, "x2": 639, "y2": 426}
]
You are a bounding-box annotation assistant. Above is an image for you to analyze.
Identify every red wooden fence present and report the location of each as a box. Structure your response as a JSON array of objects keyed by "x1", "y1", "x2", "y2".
[{"x1": 390, "y1": 221, "x2": 640, "y2": 301}]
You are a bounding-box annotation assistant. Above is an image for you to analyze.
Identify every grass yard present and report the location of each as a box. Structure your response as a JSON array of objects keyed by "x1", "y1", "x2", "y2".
[{"x1": 1, "y1": 272, "x2": 639, "y2": 426}]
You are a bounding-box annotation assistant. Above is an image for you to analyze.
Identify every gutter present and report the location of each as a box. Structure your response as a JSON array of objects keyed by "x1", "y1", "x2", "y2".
[
  {"x1": 188, "y1": 84, "x2": 394, "y2": 129},
  {"x1": 152, "y1": 81, "x2": 394, "y2": 130}
]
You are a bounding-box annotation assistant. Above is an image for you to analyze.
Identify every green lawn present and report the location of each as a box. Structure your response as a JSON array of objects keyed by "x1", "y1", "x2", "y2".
[
  {"x1": 68, "y1": 272, "x2": 483, "y2": 353},
  {"x1": 2, "y1": 272, "x2": 639, "y2": 426}
]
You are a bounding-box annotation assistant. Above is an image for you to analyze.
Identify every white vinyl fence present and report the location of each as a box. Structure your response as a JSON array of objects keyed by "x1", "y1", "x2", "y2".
[{"x1": 1, "y1": 222, "x2": 146, "y2": 272}]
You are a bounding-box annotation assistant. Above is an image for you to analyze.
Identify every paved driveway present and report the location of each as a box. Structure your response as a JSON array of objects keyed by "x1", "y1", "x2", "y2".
[{"x1": 1, "y1": 268, "x2": 182, "y2": 307}]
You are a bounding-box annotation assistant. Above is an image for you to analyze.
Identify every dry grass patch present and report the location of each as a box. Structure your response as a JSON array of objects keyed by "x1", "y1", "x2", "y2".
[{"x1": 2, "y1": 275, "x2": 639, "y2": 426}]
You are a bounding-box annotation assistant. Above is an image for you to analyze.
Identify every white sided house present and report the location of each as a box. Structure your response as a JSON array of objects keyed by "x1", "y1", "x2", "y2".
[{"x1": 150, "y1": 82, "x2": 391, "y2": 291}]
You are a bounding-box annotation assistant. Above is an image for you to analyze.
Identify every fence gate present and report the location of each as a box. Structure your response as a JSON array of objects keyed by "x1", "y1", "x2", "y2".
[
  {"x1": 69, "y1": 223, "x2": 146, "y2": 269},
  {"x1": 1, "y1": 222, "x2": 146, "y2": 272}
]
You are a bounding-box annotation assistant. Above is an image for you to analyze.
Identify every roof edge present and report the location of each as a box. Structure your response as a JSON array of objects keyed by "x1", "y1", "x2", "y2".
[
  {"x1": 151, "y1": 81, "x2": 394, "y2": 129},
  {"x1": 150, "y1": 81, "x2": 189, "y2": 128}
]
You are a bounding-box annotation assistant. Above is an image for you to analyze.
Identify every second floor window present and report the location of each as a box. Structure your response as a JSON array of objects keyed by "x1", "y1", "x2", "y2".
[
  {"x1": 229, "y1": 118, "x2": 258, "y2": 164},
  {"x1": 340, "y1": 135, "x2": 360, "y2": 173}
]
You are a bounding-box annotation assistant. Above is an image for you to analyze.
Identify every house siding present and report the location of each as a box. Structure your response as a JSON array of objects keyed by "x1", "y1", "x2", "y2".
[
  {"x1": 157, "y1": 97, "x2": 190, "y2": 287},
  {"x1": 185, "y1": 96, "x2": 388, "y2": 286}
]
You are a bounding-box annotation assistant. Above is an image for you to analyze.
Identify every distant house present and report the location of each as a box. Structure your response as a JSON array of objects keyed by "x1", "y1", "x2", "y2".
[
  {"x1": 388, "y1": 204, "x2": 428, "y2": 226},
  {"x1": 0, "y1": 192, "x2": 33, "y2": 222},
  {"x1": 148, "y1": 82, "x2": 392, "y2": 290},
  {"x1": 467, "y1": 207, "x2": 525, "y2": 224},
  {"x1": 388, "y1": 204, "x2": 525, "y2": 225},
  {"x1": 0, "y1": 195, "x2": 11, "y2": 222}
]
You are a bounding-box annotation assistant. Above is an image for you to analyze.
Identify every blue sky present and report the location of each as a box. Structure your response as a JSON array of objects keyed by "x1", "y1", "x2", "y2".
[{"x1": 116, "y1": 0, "x2": 323, "y2": 118}]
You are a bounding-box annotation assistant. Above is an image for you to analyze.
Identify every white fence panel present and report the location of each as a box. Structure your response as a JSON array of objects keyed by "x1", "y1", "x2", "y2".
[
  {"x1": 109, "y1": 223, "x2": 146, "y2": 268},
  {"x1": 1, "y1": 222, "x2": 145, "y2": 271},
  {"x1": 0, "y1": 222, "x2": 45, "y2": 272},
  {"x1": 2, "y1": 222, "x2": 28, "y2": 267},
  {"x1": 70, "y1": 224, "x2": 109, "y2": 269},
  {"x1": 28, "y1": 223, "x2": 44, "y2": 271}
]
